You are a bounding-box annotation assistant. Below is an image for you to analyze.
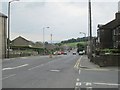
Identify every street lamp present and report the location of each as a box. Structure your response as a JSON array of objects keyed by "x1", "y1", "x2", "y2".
[
  {"x1": 79, "y1": 32, "x2": 87, "y2": 54},
  {"x1": 50, "y1": 34, "x2": 53, "y2": 44},
  {"x1": 7, "y1": 0, "x2": 20, "y2": 58},
  {"x1": 79, "y1": 32, "x2": 86, "y2": 38},
  {"x1": 43, "y1": 27, "x2": 49, "y2": 55}
]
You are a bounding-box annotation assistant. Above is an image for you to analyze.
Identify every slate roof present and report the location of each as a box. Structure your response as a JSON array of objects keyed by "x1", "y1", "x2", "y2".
[
  {"x1": 0, "y1": 12, "x2": 7, "y2": 18},
  {"x1": 98, "y1": 12, "x2": 120, "y2": 30}
]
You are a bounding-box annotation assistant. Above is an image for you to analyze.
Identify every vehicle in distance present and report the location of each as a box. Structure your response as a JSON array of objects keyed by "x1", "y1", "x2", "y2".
[
  {"x1": 61, "y1": 51, "x2": 65, "y2": 54},
  {"x1": 61, "y1": 51, "x2": 67, "y2": 55},
  {"x1": 73, "y1": 52, "x2": 76, "y2": 55},
  {"x1": 63, "y1": 52, "x2": 67, "y2": 55},
  {"x1": 53, "y1": 51, "x2": 61, "y2": 55},
  {"x1": 53, "y1": 51, "x2": 67, "y2": 55},
  {"x1": 79, "y1": 50, "x2": 85, "y2": 55}
]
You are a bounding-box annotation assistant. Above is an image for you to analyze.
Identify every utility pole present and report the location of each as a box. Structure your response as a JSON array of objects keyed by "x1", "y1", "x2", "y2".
[
  {"x1": 51, "y1": 34, "x2": 52, "y2": 44},
  {"x1": 49, "y1": 34, "x2": 53, "y2": 58},
  {"x1": 89, "y1": 0, "x2": 92, "y2": 40},
  {"x1": 7, "y1": 1, "x2": 11, "y2": 58},
  {"x1": 7, "y1": 0, "x2": 19, "y2": 58},
  {"x1": 88, "y1": 0, "x2": 92, "y2": 60}
]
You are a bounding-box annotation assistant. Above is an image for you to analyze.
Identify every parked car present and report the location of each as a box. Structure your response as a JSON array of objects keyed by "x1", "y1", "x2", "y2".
[
  {"x1": 61, "y1": 51, "x2": 65, "y2": 54},
  {"x1": 73, "y1": 52, "x2": 76, "y2": 55},
  {"x1": 57, "y1": 51, "x2": 62, "y2": 55},
  {"x1": 63, "y1": 52, "x2": 67, "y2": 55},
  {"x1": 79, "y1": 50, "x2": 85, "y2": 55},
  {"x1": 53, "y1": 51, "x2": 61, "y2": 55},
  {"x1": 53, "y1": 51, "x2": 58, "y2": 55}
]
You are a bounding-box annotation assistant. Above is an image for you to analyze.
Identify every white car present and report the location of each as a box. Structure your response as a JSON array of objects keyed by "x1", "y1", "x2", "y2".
[
  {"x1": 73, "y1": 52, "x2": 76, "y2": 55},
  {"x1": 79, "y1": 50, "x2": 85, "y2": 55}
]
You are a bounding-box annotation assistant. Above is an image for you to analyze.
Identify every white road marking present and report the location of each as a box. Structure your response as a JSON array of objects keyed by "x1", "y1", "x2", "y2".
[
  {"x1": 2, "y1": 67, "x2": 12, "y2": 70},
  {"x1": 86, "y1": 82, "x2": 92, "y2": 86},
  {"x1": 28, "y1": 64, "x2": 44, "y2": 70},
  {"x1": 80, "y1": 68, "x2": 115, "y2": 71},
  {"x1": 2, "y1": 74, "x2": 16, "y2": 80},
  {"x1": 94, "y1": 82, "x2": 120, "y2": 86},
  {"x1": 50, "y1": 70, "x2": 60, "y2": 72},
  {"x1": 28, "y1": 58, "x2": 60, "y2": 71},
  {"x1": 76, "y1": 82, "x2": 81, "y2": 86},
  {"x1": 75, "y1": 78, "x2": 81, "y2": 90},
  {"x1": 79, "y1": 69, "x2": 81, "y2": 75},
  {"x1": 2, "y1": 64, "x2": 29, "y2": 71},
  {"x1": 75, "y1": 81, "x2": 119, "y2": 89},
  {"x1": 77, "y1": 78, "x2": 80, "y2": 82},
  {"x1": 82, "y1": 82, "x2": 120, "y2": 86}
]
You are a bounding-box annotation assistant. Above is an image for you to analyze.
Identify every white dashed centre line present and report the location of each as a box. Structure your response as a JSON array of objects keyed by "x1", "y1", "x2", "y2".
[
  {"x1": 2, "y1": 64, "x2": 29, "y2": 71},
  {"x1": 28, "y1": 64, "x2": 44, "y2": 70},
  {"x1": 2, "y1": 74, "x2": 16, "y2": 80}
]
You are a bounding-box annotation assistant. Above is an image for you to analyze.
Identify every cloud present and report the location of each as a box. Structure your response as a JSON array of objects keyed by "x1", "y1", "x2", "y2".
[{"x1": 1, "y1": 0, "x2": 119, "y2": 42}]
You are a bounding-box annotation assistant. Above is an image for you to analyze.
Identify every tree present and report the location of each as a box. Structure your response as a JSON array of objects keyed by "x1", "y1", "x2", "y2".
[{"x1": 45, "y1": 42, "x2": 48, "y2": 45}]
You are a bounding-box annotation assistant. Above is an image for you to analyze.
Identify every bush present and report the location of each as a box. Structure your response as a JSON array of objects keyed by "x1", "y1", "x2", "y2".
[{"x1": 96, "y1": 48, "x2": 120, "y2": 54}]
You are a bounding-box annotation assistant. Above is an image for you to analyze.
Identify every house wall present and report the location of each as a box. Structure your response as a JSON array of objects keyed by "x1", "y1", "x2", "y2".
[
  {"x1": 113, "y1": 26, "x2": 120, "y2": 49},
  {"x1": 0, "y1": 17, "x2": 2, "y2": 59},
  {"x1": 0, "y1": 15, "x2": 7, "y2": 59},
  {"x1": 97, "y1": 29, "x2": 113, "y2": 49}
]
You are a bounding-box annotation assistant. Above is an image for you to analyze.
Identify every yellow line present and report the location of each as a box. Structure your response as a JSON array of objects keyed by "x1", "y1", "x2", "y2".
[
  {"x1": 74, "y1": 56, "x2": 82, "y2": 69},
  {"x1": 74, "y1": 60, "x2": 79, "y2": 68}
]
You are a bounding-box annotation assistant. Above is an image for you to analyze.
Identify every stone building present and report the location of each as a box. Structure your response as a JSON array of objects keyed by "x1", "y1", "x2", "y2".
[
  {"x1": 0, "y1": 12, "x2": 7, "y2": 59},
  {"x1": 11, "y1": 36, "x2": 35, "y2": 47},
  {"x1": 97, "y1": 12, "x2": 120, "y2": 49}
]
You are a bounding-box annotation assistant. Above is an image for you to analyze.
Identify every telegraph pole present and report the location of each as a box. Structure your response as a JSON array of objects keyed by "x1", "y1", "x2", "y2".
[
  {"x1": 88, "y1": 0, "x2": 92, "y2": 60},
  {"x1": 89, "y1": 0, "x2": 92, "y2": 40},
  {"x1": 51, "y1": 34, "x2": 52, "y2": 44}
]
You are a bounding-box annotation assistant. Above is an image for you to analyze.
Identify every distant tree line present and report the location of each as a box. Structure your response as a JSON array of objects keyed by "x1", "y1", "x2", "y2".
[{"x1": 61, "y1": 37, "x2": 88, "y2": 44}]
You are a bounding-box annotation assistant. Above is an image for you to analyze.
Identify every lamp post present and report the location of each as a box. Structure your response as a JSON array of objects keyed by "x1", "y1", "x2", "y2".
[
  {"x1": 79, "y1": 32, "x2": 87, "y2": 54},
  {"x1": 43, "y1": 27, "x2": 49, "y2": 55},
  {"x1": 51, "y1": 34, "x2": 52, "y2": 44},
  {"x1": 79, "y1": 32, "x2": 86, "y2": 38},
  {"x1": 49, "y1": 34, "x2": 53, "y2": 58},
  {"x1": 7, "y1": 0, "x2": 19, "y2": 58}
]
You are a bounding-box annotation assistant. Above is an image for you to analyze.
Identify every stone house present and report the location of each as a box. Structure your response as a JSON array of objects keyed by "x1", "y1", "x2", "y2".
[{"x1": 0, "y1": 12, "x2": 7, "y2": 58}]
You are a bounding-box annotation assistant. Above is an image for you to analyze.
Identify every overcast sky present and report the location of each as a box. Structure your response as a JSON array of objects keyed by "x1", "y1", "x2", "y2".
[{"x1": 1, "y1": 0, "x2": 120, "y2": 43}]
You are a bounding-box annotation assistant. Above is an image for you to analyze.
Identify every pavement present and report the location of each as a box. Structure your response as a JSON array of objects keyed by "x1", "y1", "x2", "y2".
[
  {"x1": 74, "y1": 55, "x2": 119, "y2": 89},
  {"x1": 78, "y1": 55, "x2": 119, "y2": 71},
  {"x1": 2, "y1": 53, "x2": 120, "y2": 89}
]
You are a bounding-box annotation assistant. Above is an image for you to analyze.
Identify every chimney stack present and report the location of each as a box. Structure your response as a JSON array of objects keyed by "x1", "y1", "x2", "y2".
[
  {"x1": 116, "y1": 13, "x2": 120, "y2": 20},
  {"x1": 116, "y1": 1, "x2": 120, "y2": 20}
]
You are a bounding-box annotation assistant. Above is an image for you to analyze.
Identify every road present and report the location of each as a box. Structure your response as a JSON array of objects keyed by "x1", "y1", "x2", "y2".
[{"x1": 2, "y1": 52, "x2": 120, "y2": 89}]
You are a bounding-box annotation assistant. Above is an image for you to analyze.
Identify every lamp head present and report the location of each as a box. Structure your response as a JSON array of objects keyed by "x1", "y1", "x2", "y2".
[{"x1": 9, "y1": 0, "x2": 20, "y2": 3}]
